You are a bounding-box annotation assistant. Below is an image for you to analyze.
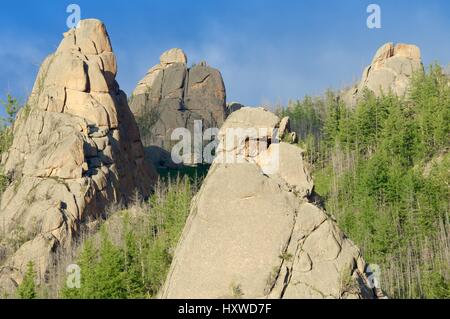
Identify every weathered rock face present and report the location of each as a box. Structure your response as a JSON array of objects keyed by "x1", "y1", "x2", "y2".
[
  {"x1": 161, "y1": 107, "x2": 380, "y2": 299},
  {"x1": 0, "y1": 19, "x2": 156, "y2": 294},
  {"x1": 342, "y1": 42, "x2": 423, "y2": 107},
  {"x1": 130, "y1": 49, "x2": 227, "y2": 168}
]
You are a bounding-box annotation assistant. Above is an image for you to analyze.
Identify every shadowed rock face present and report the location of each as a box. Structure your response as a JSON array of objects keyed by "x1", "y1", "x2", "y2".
[
  {"x1": 130, "y1": 49, "x2": 227, "y2": 168},
  {"x1": 161, "y1": 108, "x2": 381, "y2": 299},
  {"x1": 342, "y1": 42, "x2": 424, "y2": 107},
  {"x1": 226, "y1": 102, "x2": 244, "y2": 117},
  {"x1": 0, "y1": 19, "x2": 156, "y2": 294}
]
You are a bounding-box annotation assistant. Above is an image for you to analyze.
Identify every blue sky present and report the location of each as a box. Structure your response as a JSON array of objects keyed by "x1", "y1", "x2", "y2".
[{"x1": 1, "y1": 0, "x2": 449, "y2": 111}]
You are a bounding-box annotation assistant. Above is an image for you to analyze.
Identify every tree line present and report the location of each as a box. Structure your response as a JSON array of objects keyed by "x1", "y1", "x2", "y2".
[{"x1": 278, "y1": 64, "x2": 450, "y2": 298}]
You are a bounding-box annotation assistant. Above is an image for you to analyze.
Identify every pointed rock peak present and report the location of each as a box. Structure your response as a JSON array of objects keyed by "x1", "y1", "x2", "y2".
[
  {"x1": 160, "y1": 48, "x2": 188, "y2": 66},
  {"x1": 76, "y1": 19, "x2": 112, "y2": 53},
  {"x1": 60, "y1": 19, "x2": 113, "y2": 55},
  {"x1": 0, "y1": 19, "x2": 155, "y2": 294}
]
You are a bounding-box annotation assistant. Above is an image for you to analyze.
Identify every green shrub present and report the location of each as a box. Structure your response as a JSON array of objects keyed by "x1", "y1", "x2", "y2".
[
  {"x1": 282, "y1": 65, "x2": 450, "y2": 298},
  {"x1": 17, "y1": 261, "x2": 37, "y2": 299}
]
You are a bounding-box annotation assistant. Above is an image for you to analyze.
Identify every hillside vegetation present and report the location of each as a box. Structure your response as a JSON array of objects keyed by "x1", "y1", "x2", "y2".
[
  {"x1": 58, "y1": 177, "x2": 195, "y2": 299},
  {"x1": 279, "y1": 65, "x2": 450, "y2": 298},
  {"x1": 1, "y1": 65, "x2": 448, "y2": 299}
]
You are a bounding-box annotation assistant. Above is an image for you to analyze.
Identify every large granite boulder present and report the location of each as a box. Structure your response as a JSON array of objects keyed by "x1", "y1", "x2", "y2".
[
  {"x1": 0, "y1": 19, "x2": 156, "y2": 295},
  {"x1": 161, "y1": 107, "x2": 382, "y2": 299},
  {"x1": 342, "y1": 42, "x2": 423, "y2": 107},
  {"x1": 130, "y1": 50, "x2": 227, "y2": 168}
]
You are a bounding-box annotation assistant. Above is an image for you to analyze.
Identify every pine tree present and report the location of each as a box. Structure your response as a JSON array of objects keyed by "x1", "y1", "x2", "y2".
[
  {"x1": 94, "y1": 228, "x2": 127, "y2": 299},
  {"x1": 0, "y1": 94, "x2": 20, "y2": 156},
  {"x1": 0, "y1": 94, "x2": 20, "y2": 126},
  {"x1": 17, "y1": 261, "x2": 37, "y2": 299},
  {"x1": 61, "y1": 239, "x2": 98, "y2": 299},
  {"x1": 323, "y1": 90, "x2": 342, "y2": 148},
  {"x1": 123, "y1": 215, "x2": 147, "y2": 298}
]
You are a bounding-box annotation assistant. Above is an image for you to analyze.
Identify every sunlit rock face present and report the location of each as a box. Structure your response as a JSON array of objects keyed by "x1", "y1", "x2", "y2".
[
  {"x1": 0, "y1": 19, "x2": 156, "y2": 295},
  {"x1": 130, "y1": 48, "x2": 227, "y2": 168},
  {"x1": 342, "y1": 42, "x2": 423, "y2": 107}
]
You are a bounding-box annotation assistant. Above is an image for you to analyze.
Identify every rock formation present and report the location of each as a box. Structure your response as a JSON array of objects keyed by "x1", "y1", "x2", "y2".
[
  {"x1": 226, "y1": 102, "x2": 244, "y2": 117},
  {"x1": 161, "y1": 107, "x2": 381, "y2": 299},
  {"x1": 342, "y1": 42, "x2": 423, "y2": 107},
  {"x1": 130, "y1": 49, "x2": 227, "y2": 168},
  {"x1": 0, "y1": 19, "x2": 156, "y2": 295}
]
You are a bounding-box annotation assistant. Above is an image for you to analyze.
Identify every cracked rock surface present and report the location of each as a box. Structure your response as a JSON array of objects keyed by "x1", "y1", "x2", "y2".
[
  {"x1": 129, "y1": 48, "x2": 227, "y2": 168},
  {"x1": 342, "y1": 42, "x2": 423, "y2": 107},
  {"x1": 0, "y1": 19, "x2": 156, "y2": 294},
  {"x1": 161, "y1": 107, "x2": 379, "y2": 299}
]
